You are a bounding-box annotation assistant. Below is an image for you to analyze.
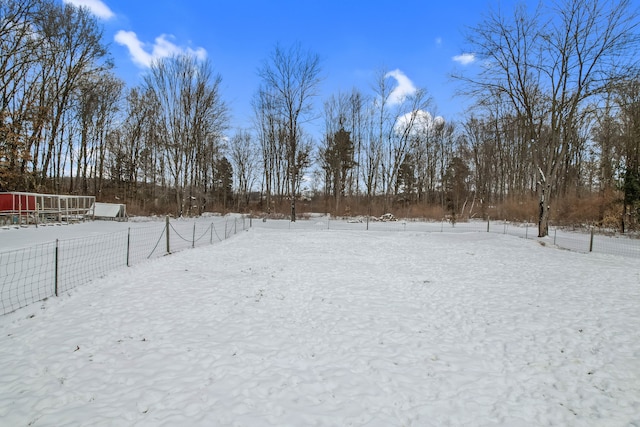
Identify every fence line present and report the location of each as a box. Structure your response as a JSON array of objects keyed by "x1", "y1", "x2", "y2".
[
  {"x1": 0, "y1": 216, "x2": 249, "y2": 316},
  {"x1": 255, "y1": 216, "x2": 640, "y2": 258},
  {"x1": 2, "y1": 215, "x2": 637, "y2": 316}
]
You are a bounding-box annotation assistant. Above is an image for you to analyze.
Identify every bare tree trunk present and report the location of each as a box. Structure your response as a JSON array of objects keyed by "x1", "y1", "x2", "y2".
[
  {"x1": 537, "y1": 167, "x2": 550, "y2": 237},
  {"x1": 257, "y1": 43, "x2": 321, "y2": 222}
]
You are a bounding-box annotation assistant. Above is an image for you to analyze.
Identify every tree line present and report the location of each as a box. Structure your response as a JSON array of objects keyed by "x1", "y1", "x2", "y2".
[{"x1": 1, "y1": 0, "x2": 639, "y2": 236}]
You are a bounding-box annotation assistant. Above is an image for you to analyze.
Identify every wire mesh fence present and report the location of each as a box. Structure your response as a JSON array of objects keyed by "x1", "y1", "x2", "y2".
[
  {"x1": 0, "y1": 242, "x2": 57, "y2": 314},
  {"x1": 2, "y1": 214, "x2": 637, "y2": 316},
  {"x1": 254, "y1": 215, "x2": 640, "y2": 258},
  {"x1": 0, "y1": 216, "x2": 249, "y2": 316}
]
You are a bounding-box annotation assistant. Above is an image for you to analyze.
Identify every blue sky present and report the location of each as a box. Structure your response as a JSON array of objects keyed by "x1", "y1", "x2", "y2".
[{"x1": 62, "y1": 0, "x2": 494, "y2": 133}]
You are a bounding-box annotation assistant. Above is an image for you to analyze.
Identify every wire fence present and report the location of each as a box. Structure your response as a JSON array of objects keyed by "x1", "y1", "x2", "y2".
[
  {"x1": 0, "y1": 216, "x2": 249, "y2": 316},
  {"x1": 2, "y1": 214, "x2": 637, "y2": 316},
  {"x1": 254, "y1": 215, "x2": 640, "y2": 258}
]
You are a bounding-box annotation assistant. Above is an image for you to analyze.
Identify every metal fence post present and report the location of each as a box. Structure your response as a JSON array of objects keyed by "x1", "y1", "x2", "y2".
[
  {"x1": 192, "y1": 222, "x2": 196, "y2": 248},
  {"x1": 165, "y1": 216, "x2": 171, "y2": 254},
  {"x1": 487, "y1": 217, "x2": 490, "y2": 232},
  {"x1": 127, "y1": 228, "x2": 131, "y2": 267},
  {"x1": 589, "y1": 227, "x2": 594, "y2": 252},
  {"x1": 554, "y1": 228, "x2": 557, "y2": 246},
  {"x1": 54, "y1": 239, "x2": 59, "y2": 297}
]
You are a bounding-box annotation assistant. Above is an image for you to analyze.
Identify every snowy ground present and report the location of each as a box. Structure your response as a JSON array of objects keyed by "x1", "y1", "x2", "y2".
[{"x1": 1, "y1": 221, "x2": 639, "y2": 426}]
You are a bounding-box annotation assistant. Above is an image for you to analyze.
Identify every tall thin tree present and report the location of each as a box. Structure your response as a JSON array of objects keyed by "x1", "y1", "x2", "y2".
[{"x1": 257, "y1": 42, "x2": 321, "y2": 221}]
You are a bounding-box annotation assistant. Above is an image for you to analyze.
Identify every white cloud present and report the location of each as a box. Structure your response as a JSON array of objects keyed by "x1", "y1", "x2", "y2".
[
  {"x1": 452, "y1": 53, "x2": 476, "y2": 65},
  {"x1": 385, "y1": 69, "x2": 417, "y2": 105},
  {"x1": 115, "y1": 31, "x2": 207, "y2": 68},
  {"x1": 435, "y1": 37, "x2": 442, "y2": 47},
  {"x1": 62, "y1": 0, "x2": 114, "y2": 19},
  {"x1": 395, "y1": 110, "x2": 445, "y2": 136}
]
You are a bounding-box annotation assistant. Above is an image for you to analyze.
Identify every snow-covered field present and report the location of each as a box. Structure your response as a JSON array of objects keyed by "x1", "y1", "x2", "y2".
[{"x1": 1, "y1": 219, "x2": 639, "y2": 426}]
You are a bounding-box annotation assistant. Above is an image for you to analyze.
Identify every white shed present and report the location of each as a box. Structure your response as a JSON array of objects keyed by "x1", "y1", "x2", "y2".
[{"x1": 93, "y1": 202, "x2": 127, "y2": 221}]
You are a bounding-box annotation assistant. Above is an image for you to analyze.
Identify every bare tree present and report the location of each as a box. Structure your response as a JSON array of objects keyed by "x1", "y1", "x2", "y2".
[
  {"x1": 0, "y1": 0, "x2": 39, "y2": 189},
  {"x1": 408, "y1": 110, "x2": 446, "y2": 205},
  {"x1": 612, "y1": 75, "x2": 640, "y2": 231},
  {"x1": 457, "y1": 0, "x2": 640, "y2": 236},
  {"x1": 347, "y1": 89, "x2": 366, "y2": 199},
  {"x1": 71, "y1": 71, "x2": 123, "y2": 195},
  {"x1": 143, "y1": 54, "x2": 228, "y2": 216},
  {"x1": 257, "y1": 42, "x2": 321, "y2": 221},
  {"x1": 360, "y1": 106, "x2": 382, "y2": 204},
  {"x1": 252, "y1": 87, "x2": 288, "y2": 214},
  {"x1": 36, "y1": 0, "x2": 111, "y2": 190},
  {"x1": 386, "y1": 89, "x2": 433, "y2": 203},
  {"x1": 1, "y1": 0, "x2": 113, "y2": 191},
  {"x1": 368, "y1": 68, "x2": 395, "y2": 206},
  {"x1": 229, "y1": 129, "x2": 260, "y2": 211},
  {"x1": 106, "y1": 86, "x2": 165, "y2": 208}
]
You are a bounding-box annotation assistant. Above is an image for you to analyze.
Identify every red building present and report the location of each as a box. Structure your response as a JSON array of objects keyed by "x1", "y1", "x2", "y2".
[{"x1": 0, "y1": 192, "x2": 95, "y2": 226}]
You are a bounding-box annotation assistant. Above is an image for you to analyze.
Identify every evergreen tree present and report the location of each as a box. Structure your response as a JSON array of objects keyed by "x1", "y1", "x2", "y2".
[{"x1": 322, "y1": 126, "x2": 356, "y2": 211}]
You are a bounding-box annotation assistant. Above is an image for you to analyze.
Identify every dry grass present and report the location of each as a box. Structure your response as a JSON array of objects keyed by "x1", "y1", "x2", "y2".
[
  {"x1": 115, "y1": 189, "x2": 634, "y2": 232},
  {"x1": 553, "y1": 191, "x2": 620, "y2": 226}
]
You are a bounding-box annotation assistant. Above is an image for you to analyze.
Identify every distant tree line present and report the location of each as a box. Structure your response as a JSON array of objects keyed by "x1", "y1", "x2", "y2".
[{"x1": 1, "y1": 0, "x2": 639, "y2": 235}]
